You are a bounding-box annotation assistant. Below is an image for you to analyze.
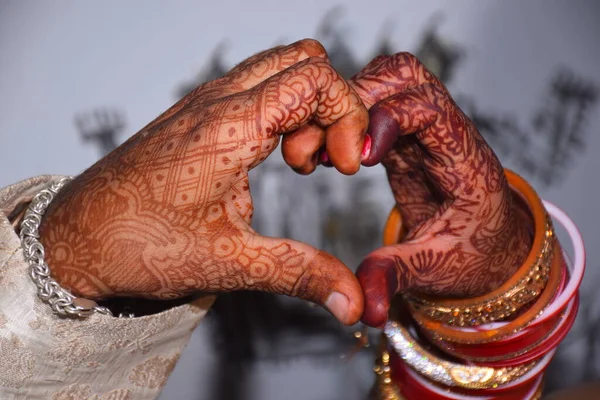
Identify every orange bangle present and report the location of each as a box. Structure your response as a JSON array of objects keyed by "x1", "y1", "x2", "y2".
[
  {"x1": 384, "y1": 169, "x2": 554, "y2": 328},
  {"x1": 383, "y1": 206, "x2": 405, "y2": 246}
]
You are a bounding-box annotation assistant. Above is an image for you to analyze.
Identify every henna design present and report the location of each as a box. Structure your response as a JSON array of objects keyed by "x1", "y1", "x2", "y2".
[
  {"x1": 39, "y1": 40, "x2": 367, "y2": 323},
  {"x1": 352, "y1": 53, "x2": 531, "y2": 325}
]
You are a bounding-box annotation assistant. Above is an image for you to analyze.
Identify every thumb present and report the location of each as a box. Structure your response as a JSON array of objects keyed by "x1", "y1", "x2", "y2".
[
  {"x1": 356, "y1": 242, "x2": 429, "y2": 327},
  {"x1": 240, "y1": 232, "x2": 364, "y2": 325}
]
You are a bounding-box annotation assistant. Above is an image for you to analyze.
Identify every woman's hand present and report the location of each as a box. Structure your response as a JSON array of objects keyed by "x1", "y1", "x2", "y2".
[
  {"x1": 350, "y1": 53, "x2": 532, "y2": 327},
  {"x1": 39, "y1": 39, "x2": 368, "y2": 325}
]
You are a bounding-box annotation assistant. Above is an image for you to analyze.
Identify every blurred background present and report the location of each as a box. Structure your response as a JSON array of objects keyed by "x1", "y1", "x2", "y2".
[{"x1": 1, "y1": 1, "x2": 599, "y2": 399}]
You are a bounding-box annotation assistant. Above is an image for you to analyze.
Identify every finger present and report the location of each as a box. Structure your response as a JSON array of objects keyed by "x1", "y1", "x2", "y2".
[
  {"x1": 357, "y1": 238, "x2": 462, "y2": 327},
  {"x1": 355, "y1": 250, "x2": 400, "y2": 328},
  {"x1": 211, "y1": 39, "x2": 329, "y2": 98},
  {"x1": 348, "y1": 52, "x2": 447, "y2": 169},
  {"x1": 362, "y1": 107, "x2": 441, "y2": 229},
  {"x1": 227, "y1": 57, "x2": 368, "y2": 175},
  {"x1": 282, "y1": 124, "x2": 370, "y2": 173},
  {"x1": 318, "y1": 149, "x2": 334, "y2": 168},
  {"x1": 364, "y1": 85, "x2": 440, "y2": 166},
  {"x1": 385, "y1": 148, "x2": 443, "y2": 230},
  {"x1": 238, "y1": 232, "x2": 364, "y2": 325},
  {"x1": 281, "y1": 122, "x2": 326, "y2": 174},
  {"x1": 349, "y1": 52, "x2": 445, "y2": 109},
  {"x1": 349, "y1": 53, "x2": 447, "y2": 227},
  {"x1": 151, "y1": 40, "x2": 328, "y2": 122},
  {"x1": 360, "y1": 106, "x2": 401, "y2": 167},
  {"x1": 364, "y1": 83, "x2": 504, "y2": 200}
]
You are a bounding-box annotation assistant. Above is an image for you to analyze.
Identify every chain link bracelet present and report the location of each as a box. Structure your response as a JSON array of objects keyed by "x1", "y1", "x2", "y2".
[{"x1": 19, "y1": 177, "x2": 115, "y2": 318}]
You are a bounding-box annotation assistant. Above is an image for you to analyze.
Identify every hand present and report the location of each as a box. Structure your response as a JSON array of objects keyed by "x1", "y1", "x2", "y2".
[
  {"x1": 349, "y1": 53, "x2": 532, "y2": 327},
  {"x1": 39, "y1": 39, "x2": 368, "y2": 325}
]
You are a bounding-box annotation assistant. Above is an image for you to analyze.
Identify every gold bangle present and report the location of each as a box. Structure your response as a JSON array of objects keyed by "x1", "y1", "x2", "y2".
[
  {"x1": 406, "y1": 217, "x2": 553, "y2": 327},
  {"x1": 414, "y1": 238, "x2": 563, "y2": 344},
  {"x1": 384, "y1": 320, "x2": 537, "y2": 390},
  {"x1": 390, "y1": 169, "x2": 555, "y2": 327}
]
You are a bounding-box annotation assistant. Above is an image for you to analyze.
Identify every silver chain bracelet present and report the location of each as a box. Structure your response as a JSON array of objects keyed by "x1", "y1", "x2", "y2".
[{"x1": 19, "y1": 177, "x2": 114, "y2": 318}]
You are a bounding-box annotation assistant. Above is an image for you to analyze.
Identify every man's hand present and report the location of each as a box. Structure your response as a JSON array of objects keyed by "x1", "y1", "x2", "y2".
[
  {"x1": 350, "y1": 53, "x2": 532, "y2": 327},
  {"x1": 39, "y1": 39, "x2": 368, "y2": 325}
]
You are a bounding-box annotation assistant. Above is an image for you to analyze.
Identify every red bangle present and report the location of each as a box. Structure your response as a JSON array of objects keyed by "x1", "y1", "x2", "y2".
[
  {"x1": 531, "y1": 201, "x2": 585, "y2": 326},
  {"x1": 488, "y1": 294, "x2": 579, "y2": 367},
  {"x1": 437, "y1": 293, "x2": 578, "y2": 366}
]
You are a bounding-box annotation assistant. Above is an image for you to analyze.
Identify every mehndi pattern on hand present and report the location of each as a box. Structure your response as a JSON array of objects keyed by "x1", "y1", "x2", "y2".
[{"x1": 40, "y1": 39, "x2": 369, "y2": 324}]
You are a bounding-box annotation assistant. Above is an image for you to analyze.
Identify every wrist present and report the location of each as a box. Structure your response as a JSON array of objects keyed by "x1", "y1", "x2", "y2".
[
  {"x1": 38, "y1": 184, "x2": 114, "y2": 300},
  {"x1": 490, "y1": 185, "x2": 536, "y2": 289},
  {"x1": 20, "y1": 177, "x2": 115, "y2": 317}
]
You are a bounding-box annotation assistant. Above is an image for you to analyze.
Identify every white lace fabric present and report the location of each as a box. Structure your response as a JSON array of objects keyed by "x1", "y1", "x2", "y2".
[{"x1": 0, "y1": 176, "x2": 215, "y2": 399}]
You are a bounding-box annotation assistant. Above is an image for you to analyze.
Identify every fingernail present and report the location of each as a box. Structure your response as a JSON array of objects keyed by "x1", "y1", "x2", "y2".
[
  {"x1": 361, "y1": 135, "x2": 372, "y2": 161},
  {"x1": 325, "y1": 292, "x2": 349, "y2": 322},
  {"x1": 319, "y1": 150, "x2": 330, "y2": 164}
]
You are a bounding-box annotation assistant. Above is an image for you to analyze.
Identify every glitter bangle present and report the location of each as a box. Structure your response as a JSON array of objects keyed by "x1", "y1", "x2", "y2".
[
  {"x1": 388, "y1": 348, "x2": 547, "y2": 400},
  {"x1": 383, "y1": 320, "x2": 538, "y2": 390}
]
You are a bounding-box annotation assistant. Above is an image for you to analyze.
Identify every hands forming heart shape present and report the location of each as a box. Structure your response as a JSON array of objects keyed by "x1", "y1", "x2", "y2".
[{"x1": 39, "y1": 39, "x2": 530, "y2": 326}]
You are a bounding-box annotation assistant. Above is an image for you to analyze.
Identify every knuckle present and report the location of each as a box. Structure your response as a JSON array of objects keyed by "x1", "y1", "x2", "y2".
[
  {"x1": 428, "y1": 83, "x2": 450, "y2": 103},
  {"x1": 389, "y1": 52, "x2": 427, "y2": 75},
  {"x1": 293, "y1": 164, "x2": 317, "y2": 176},
  {"x1": 336, "y1": 159, "x2": 360, "y2": 176},
  {"x1": 305, "y1": 56, "x2": 333, "y2": 71},
  {"x1": 394, "y1": 51, "x2": 419, "y2": 64},
  {"x1": 289, "y1": 267, "x2": 314, "y2": 299},
  {"x1": 371, "y1": 54, "x2": 390, "y2": 64},
  {"x1": 295, "y1": 38, "x2": 328, "y2": 58},
  {"x1": 296, "y1": 57, "x2": 340, "y2": 82},
  {"x1": 361, "y1": 54, "x2": 390, "y2": 73},
  {"x1": 359, "y1": 54, "x2": 388, "y2": 68},
  {"x1": 281, "y1": 148, "x2": 304, "y2": 168}
]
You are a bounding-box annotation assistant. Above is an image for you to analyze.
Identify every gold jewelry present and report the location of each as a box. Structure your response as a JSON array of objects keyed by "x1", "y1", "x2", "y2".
[
  {"x1": 374, "y1": 337, "x2": 404, "y2": 400},
  {"x1": 405, "y1": 216, "x2": 553, "y2": 326},
  {"x1": 397, "y1": 170, "x2": 555, "y2": 326},
  {"x1": 530, "y1": 379, "x2": 544, "y2": 400},
  {"x1": 384, "y1": 321, "x2": 537, "y2": 389}
]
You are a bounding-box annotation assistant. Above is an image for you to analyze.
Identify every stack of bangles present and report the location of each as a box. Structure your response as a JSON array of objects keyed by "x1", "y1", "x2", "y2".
[{"x1": 374, "y1": 170, "x2": 585, "y2": 400}]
